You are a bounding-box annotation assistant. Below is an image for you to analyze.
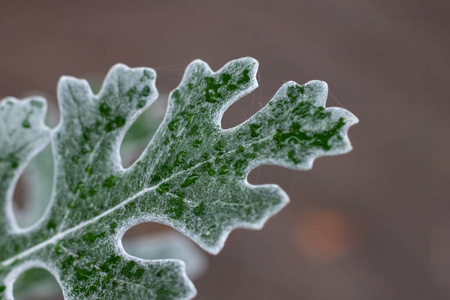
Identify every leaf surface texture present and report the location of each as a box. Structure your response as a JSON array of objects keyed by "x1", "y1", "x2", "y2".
[{"x1": 0, "y1": 58, "x2": 357, "y2": 299}]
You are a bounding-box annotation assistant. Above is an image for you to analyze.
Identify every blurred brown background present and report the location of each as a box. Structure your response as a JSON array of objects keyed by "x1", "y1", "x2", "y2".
[{"x1": 1, "y1": 0, "x2": 449, "y2": 299}]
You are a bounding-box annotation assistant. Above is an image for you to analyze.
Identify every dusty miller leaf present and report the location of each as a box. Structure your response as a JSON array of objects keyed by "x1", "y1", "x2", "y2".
[
  {"x1": 12, "y1": 101, "x2": 206, "y2": 299},
  {"x1": 0, "y1": 57, "x2": 357, "y2": 299}
]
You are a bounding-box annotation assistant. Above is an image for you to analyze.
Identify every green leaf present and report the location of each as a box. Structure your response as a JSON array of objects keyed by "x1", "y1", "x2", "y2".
[
  {"x1": 14, "y1": 232, "x2": 206, "y2": 300},
  {"x1": 123, "y1": 233, "x2": 207, "y2": 281},
  {"x1": 0, "y1": 57, "x2": 357, "y2": 299}
]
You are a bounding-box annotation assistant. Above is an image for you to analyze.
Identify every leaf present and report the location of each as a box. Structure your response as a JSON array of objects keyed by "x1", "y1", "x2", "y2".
[
  {"x1": 0, "y1": 97, "x2": 51, "y2": 231},
  {"x1": 13, "y1": 100, "x2": 206, "y2": 299},
  {"x1": 0, "y1": 57, "x2": 358, "y2": 299},
  {"x1": 123, "y1": 233, "x2": 207, "y2": 281},
  {"x1": 14, "y1": 232, "x2": 207, "y2": 300}
]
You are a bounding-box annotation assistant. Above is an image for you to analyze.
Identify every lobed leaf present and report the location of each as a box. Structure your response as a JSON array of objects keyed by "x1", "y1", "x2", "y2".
[{"x1": 0, "y1": 58, "x2": 357, "y2": 299}]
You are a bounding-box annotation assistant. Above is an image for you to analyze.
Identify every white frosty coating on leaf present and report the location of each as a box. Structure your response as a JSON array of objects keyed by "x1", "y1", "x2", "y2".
[
  {"x1": 0, "y1": 97, "x2": 51, "y2": 233},
  {"x1": 123, "y1": 233, "x2": 207, "y2": 280},
  {"x1": 12, "y1": 233, "x2": 204, "y2": 299},
  {"x1": 112, "y1": 184, "x2": 289, "y2": 256},
  {"x1": 239, "y1": 80, "x2": 358, "y2": 170},
  {"x1": 0, "y1": 57, "x2": 357, "y2": 300},
  {"x1": 118, "y1": 58, "x2": 275, "y2": 254},
  {"x1": 0, "y1": 67, "x2": 195, "y2": 299},
  {"x1": 118, "y1": 57, "x2": 357, "y2": 255}
]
